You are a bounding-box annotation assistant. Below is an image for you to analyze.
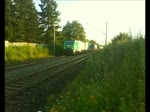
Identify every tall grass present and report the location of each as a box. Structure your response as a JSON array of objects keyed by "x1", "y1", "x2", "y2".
[
  {"x1": 46, "y1": 36, "x2": 145, "y2": 112},
  {"x1": 5, "y1": 45, "x2": 52, "y2": 63}
]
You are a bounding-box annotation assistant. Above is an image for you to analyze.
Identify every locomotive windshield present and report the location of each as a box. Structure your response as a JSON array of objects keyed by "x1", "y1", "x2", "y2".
[{"x1": 64, "y1": 40, "x2": 74, "y2": 45}]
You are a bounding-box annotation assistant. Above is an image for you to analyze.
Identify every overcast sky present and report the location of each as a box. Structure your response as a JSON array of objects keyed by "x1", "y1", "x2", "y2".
[{"x1": 34, "y1": 0, "x2": 145, "y2": 45}]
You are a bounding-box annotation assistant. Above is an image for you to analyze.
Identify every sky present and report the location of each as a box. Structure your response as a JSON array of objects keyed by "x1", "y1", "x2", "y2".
[{"x1": 34, "y1": 0, "x2": 145, "y2": 45}]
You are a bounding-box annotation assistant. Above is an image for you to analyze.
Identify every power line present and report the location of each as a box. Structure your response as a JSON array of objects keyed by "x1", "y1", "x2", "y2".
[{"x1": 86, "y1": 23, "x2": 105, "y2": 35}]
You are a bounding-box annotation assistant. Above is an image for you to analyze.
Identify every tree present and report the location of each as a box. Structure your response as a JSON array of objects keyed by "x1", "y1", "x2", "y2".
[
  {"x1": 89, "y1": 40, "x2": 97, "y2": 45},
  {"x1": 62, "y1": 21, "x2": 86, "y2": 42},
  {"x1": 6, "y1": 0, "x2": 40, "y2": 42},
  {"x1": 8, "y1": 0, "x2": 26, "y2": 42},
  {"x1": 18, "y1": 0, "x2": 41, "y2": 43},
  {"x1": 38, "y1": 0, "x2": 61, "y2": 44},
  {"x1": 5, "y1": 0, "x2": 25, "y2": 42},
  {"x1": 5, "y1": 0, "x2": 13, "y2": 41},
  {"x1": 111, "y1": 32, "x2": 132, "y2": 44}
]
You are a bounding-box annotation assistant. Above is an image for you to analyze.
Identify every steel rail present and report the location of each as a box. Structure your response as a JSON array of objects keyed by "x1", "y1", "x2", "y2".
[{"x1": 5, "y1": 55, "x2": 89, "y2": 101}]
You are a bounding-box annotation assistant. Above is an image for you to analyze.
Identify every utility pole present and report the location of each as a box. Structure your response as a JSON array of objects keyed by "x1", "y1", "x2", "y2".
[
  {"x1": 53, "y1": 25, "x2": 55, "y2": 56},
  {"x1": 105, "y1": 22, "x2": 108, "y2": 45}
]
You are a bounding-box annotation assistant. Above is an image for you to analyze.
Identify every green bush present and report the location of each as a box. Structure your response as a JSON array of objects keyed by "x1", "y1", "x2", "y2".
[{"x1": 5, "y1": 45, "x2": 52, "y2": 63}]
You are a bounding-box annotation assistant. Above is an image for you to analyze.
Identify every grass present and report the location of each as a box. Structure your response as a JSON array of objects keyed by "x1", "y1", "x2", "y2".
[
  {"x1": 5, "y1": 45, "x2": 52, "y2": 64},
  {"x1": 45, "y1": 36, "x2": 145, "y2": 112}
]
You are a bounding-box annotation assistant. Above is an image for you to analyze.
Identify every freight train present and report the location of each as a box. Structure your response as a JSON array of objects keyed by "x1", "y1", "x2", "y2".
[{"x1": 63, "y1": 40, "x2": 98, "y2": 55}]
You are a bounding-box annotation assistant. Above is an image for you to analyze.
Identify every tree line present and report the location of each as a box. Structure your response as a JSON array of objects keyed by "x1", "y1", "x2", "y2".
[{"x1": 5, "y1": 0, "x2": 99, "y2": 46}]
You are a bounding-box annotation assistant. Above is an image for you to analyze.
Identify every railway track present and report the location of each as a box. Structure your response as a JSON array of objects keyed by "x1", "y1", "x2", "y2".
[
  {"x1": 5, "y1": 54, "x2": 88, "y2": 72},
  {"x1": 5, "y1": 56, "x2": 66, "y2": 71},
  {"x1": 5, "y1": 54, "x2": 90, "y2": 102}
]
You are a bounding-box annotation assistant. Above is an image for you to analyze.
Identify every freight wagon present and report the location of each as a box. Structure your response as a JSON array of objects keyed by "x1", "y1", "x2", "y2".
[{"x1": 88, "y1": 43, "x2": 97, "y2": 51}]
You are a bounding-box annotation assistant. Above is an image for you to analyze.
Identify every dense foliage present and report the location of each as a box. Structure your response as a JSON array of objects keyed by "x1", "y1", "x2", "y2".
[
  {"x1": 62, "y1": 21, "x2": 86, "y2": 42},
  {"x1": 5, "y1": 0, "x2": 13, "y2": 41},
  {"x1": 38, "y1": 0, "x2": 61, "y2": 44},
  {"x1": 45, "y1": 33, "x2": 145, "y2": 112},
  {"x1": 111, "y1": 32, "x2": 132, "y2": 44},
  {"x1": 5, "y1": 45, "x2": 51, "y2": 63},
  {"x1": 5, "y1": 0, "x2": 61, "y2": 44},
  {"x1": 5, "y1": 0, "x2": 40, "y2": 42}
]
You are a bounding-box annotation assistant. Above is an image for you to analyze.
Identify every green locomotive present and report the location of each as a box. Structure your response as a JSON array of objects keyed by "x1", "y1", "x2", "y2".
[{"x1": 64, "y1": 40, "x2": 86, "y2": 55}]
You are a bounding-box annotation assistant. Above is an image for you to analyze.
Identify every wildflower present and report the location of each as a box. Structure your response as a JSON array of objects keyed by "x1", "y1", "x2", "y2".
[
  {"x1": 56, "y1": 98, "x2": 59, "y2": 102},
  {"x1": 90, "y1": 95, "x2": 95, "y2": 100},
  {"x1": 56, "y1": 99, "x2": 60, "y2": 105},
  {"x1": 60, "y1": 95, "x2": 64, "y2": 99},
  {"x1": 62, "y1": 107, "x2": 66, "y2": 110},
  {"x1": 93, "y1": 99, "x2": 97, "y2": 104},
  {"x1": 77, "y1": 97, "x2": 80, "y2": 100},
  {"x1": 66, "y1": 92, "x2": 70, "y2": 95},
  {"x1": 49, "y1": 106, "x2": 57, "y2": 112},
  {"x1": 88, "y1": 95, "x2": 97, "y2": 103},
  {"x1": 102, "y1": 110, "x2": 105, "y2": 112}
]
